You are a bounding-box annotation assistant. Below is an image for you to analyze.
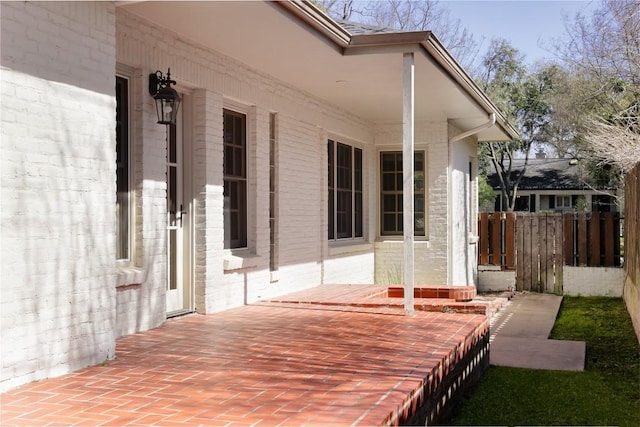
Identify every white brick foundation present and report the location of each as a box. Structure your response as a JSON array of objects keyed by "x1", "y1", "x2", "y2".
[{"x1": 563, "y1": 266, "x2": 624, "y2": 297}]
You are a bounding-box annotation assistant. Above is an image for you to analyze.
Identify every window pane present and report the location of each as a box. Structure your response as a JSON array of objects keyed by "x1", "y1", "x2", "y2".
[
  {"x1": 382, "y1": 173, "x2": 396, "y2": 191},
  {"x1": 415, "y1": 152, "x2": 423, "y2": 171},
  {"x1": 116, "y1": 76, "x2": 129, "y2": 261},
  {"x1": 384, "y1": 214, "x2": 396, "y2": 232},
  {"x1": 328, "y1": 189, "x2": 334, "y2": 240},
  {"x1": 224, "y1": 115, "x2": 233, "y2": 143},
  {"x1": 415, "y1": 194, "x2": 424, "y2": 212},
  {"x1": 224, "y1": 146, "x2": 232, "y2": 176},
  {"x1": 380, "y1": 150, "x2": 426, "y2": 236},
  {"x1": 234, "y1": 147, "x2": 243, "y2": 177},
  {"x1": 267, "y1": 115, "x2": 278, "y2": 263},
  {"x1": 337, "y1": 143, "x2": 351, "y2": 190},
  {"x1": 384, "y1": 194, "x2": 396, "y2": 212},
  {"x1": 223, "y1": 109, "x2": 247, "y2": 249},
  {"x1": 355, "y1": 192, "x2": 363, "y2": 238},
  {"x1": 328, "y1": 140, "x2": 361, "y2": 240},
  {"x1": 354, "y1": 148, "x2": 362, "y2": 191},
  {"x1": 328, "y1": 140, "x2": 334, "y2": 187},
  {"x1": 230, "y1": 181, "x2": 238, "y2": 209},
  {"x1": 415, "y1": 214, "x2": 425, "y2": 234},
  {"x1": 234, "y1": 116, "x2": 243, "y2": 145},
  {"x1": 337, "y1": 189, "x2": 352, "y2": 238},
  {"x1": 381, "y1": 153, "x2": 395, "y2": 172}
]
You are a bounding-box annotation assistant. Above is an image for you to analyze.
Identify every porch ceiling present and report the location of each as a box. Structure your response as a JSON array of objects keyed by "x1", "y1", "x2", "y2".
[{"x1": 120, "y1": 1, "x2": 514, "y2": 141}]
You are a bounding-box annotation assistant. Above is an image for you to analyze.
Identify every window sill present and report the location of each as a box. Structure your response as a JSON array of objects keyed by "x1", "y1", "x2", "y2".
[
  {"x1": 375, "y1": 237, "x2": 430, "y2": 246},
  {"x1": 328, "y1": 241, "x2": 373, "y2": 256},
  {"x1": 224, "y1": 251, "x2": 259, "y2": 273},
  {"x1": 116, "y1": 265, "x2": 144, "y2": 288}
]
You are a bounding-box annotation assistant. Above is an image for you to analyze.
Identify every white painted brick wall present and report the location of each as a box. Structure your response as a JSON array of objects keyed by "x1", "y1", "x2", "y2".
[
  {"x1": 477, "y1": 270, "x2": 516, "y2": 292},
  {"x1": 451, "y1": 139, "x2": 477, "y2": 286},
  {"x1": 1, "y1": 1, "x2": 116, "y2": 392},
  {"x1": 563, "y1": 266, "x2": 624, "y2": 297},
  {"x1": 116, "y1": 8, "x2": 376, "y2": 315},
  {"x1": 323, "y1": 251, "x2": 376, "y2": 284},
  {"x1": 373, "y1": 122, "x2": 450, "y2": 285}
]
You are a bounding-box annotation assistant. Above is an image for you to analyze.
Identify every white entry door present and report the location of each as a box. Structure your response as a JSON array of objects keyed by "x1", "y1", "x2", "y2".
[{"x1": 166, "y1": 104, "x2": 192, "y2": 315}]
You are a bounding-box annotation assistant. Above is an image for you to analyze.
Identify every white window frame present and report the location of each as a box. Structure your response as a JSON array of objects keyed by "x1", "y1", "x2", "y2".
[
  {"x1": 223, "y1": 107, "x2": 248, "y2": 250},
  {"x1": 556, "y1": 195, "x2": 573, "y2": 209},
  {"x1": 116, "y1": 72, "x2": 134, "y2": 264},
  {"x1": 328, "y1": 138, "x2": 364, "y2": 242},
  {"x1": 378, "y1": 149, "x2": 427, "y2": 238}
]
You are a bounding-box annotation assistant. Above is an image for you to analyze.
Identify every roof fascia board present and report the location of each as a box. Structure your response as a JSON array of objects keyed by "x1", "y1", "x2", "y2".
[
  {"x1": 277, "y1": 0, "x2": 351, "y2": 48},
  {"x1": 115, "y1": 1, "x2": 146, "y2": 7},
  {"x1": 344, "y1": 44, "x2": 421, "y2": 56},
  {"x1": 349, "y1": 31, "x2": 432, "y2": 47},
  {"x1": 421, "y1": 35, "x2": 520, "y2": 140},
  {"x1": 344, "y1": 32, "x2": 427, "y2": 55}
]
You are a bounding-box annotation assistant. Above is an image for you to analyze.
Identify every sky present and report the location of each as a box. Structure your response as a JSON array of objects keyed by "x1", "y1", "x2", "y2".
[{"x1": 441, "y1": 0, "x2": 601, "y2": 66}]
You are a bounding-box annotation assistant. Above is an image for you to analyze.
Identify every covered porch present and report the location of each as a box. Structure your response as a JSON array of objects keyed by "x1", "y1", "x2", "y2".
[{"x1": 1, "y1": 285, "x2": 490, "y2": 426}]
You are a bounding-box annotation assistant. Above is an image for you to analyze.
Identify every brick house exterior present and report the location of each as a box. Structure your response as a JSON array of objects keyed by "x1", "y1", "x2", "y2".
[{"x1": 0, "y1": 1, "x2": 516, "y2": 392}]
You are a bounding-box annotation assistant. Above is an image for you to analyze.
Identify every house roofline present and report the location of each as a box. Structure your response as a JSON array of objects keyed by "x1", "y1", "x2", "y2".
[
  {"x1": 420, "y1": 35, "x2": 520, "y2": 141},
  {"x1": 278, "y1": 0, "x2": 520, "y2": 141},
  {"x1": 278, "y1": 0, "x2": 351, "y2": 47}
]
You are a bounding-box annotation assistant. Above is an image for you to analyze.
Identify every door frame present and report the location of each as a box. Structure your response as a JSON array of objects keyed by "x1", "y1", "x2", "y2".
[{"x1": 166, "y1": 92, "x2": 194, "y2": 316}]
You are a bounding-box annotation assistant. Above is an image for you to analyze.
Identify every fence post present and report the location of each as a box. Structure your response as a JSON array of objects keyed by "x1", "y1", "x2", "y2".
[
  {"x1": 578, "y1": 213, "x2": 588, "y2": 266},
  {"x1": 539, "y1": 215, "x2": 548, "y2": 291},
  {"x1": 516, "y1": 214, "x2": 525, "y2": 290},
  {"x1": 479, "y1": 212, "x2": 489, "y2": 265},
  {"x1": 505, "y1": 213, "x2": 515, "y2": 269},
  {"x1": 564, "y1": 213, "x2": 574, "y2": 266},
  {"x1": 604, "y1": 213, "x2": 615, "y2": 266},
  {"x1": 590, "y1": 212, "x2": 601, "y2": 266},
  {"x1": 554, "y1": 214, "x2": 564, "y2": 295},
  {"x1": 491, "y1": 213, "x2": 502, "y2": 265}
]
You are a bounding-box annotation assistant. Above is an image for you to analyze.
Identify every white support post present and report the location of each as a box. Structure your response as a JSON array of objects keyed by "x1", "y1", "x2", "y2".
[{"x1": 403, "y1": 52, "x2": 415, "y2": 316}]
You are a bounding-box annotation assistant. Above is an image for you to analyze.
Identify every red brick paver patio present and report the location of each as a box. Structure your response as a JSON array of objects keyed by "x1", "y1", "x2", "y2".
[{"x1": 1, "y1": 285, "x2": 489, "y2": 426}]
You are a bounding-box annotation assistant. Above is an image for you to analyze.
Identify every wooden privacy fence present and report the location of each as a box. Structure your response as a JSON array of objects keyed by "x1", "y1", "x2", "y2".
[
  {"x1": 624, "y1": 164, "x2": 639, "y2": 297},
  {"x1": 478, "y1": 211, "x2": 623, "y2": 293}
]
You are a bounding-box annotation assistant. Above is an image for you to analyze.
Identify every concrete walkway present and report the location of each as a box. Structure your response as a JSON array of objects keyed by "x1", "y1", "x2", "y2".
[{"x1": 489, "y1": 293, "x2": 586, "y2": 371}]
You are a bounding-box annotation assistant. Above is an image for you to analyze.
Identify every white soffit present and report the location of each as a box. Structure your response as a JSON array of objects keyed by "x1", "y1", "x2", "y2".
[{"x1": 121, "y1": 1, "x2": 509, "y2": 139}]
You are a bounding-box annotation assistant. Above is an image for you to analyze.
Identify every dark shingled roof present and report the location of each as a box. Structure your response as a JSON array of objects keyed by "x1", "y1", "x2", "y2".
[
  {"x1": 335, "y1": 19, "x2": 397, "y2": 35},
  {"x1": 487, "y1": 158, "x2": 594, "y2": 191}
]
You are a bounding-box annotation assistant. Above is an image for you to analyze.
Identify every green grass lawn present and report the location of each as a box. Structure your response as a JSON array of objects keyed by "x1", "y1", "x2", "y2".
[{"x1": 447, "y1": 296, "x2": 640, "y2": 427}]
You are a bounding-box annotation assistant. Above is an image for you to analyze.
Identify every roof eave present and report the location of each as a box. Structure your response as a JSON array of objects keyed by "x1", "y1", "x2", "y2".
[
  {"x1": 278, "y1": 0, "x2": 351, "y2": 48},
  {"x1": 420, "y1": 35, "x2": 520, "y2": 141},
  {"x1": 279, "y1": 0, "x2": 520, "y2": 141}
]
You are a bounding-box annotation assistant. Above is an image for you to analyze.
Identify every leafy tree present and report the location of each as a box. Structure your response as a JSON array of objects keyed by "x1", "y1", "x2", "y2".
[
  {"x1": 478, "y1": 175, "x2": 496, "y2": 211},
  {"x1": 477, "y1": 39, "x2": 557, "y2": 211}
]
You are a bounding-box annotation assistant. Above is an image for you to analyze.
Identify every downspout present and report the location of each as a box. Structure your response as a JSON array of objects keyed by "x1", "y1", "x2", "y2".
[
  {"x1": 447, "y1": 113, "x2": 496, "y2": 286},
  {"x1": 449, "y1": 113, "x2": 496, "y2": 143}
]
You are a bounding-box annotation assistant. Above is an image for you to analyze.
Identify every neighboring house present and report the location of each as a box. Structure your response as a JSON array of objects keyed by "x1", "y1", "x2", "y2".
[
  {"x1": 0, "y1": 1, "x2": 516, "y2": 391},
  {"x1": 486, "y1": 158, "x2": 619, "y2": 213}
]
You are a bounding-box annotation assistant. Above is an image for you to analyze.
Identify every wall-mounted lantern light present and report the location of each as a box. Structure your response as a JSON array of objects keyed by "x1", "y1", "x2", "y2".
[{"x1": 148, "y1": 68, "x2": 181, "y2": 125}]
